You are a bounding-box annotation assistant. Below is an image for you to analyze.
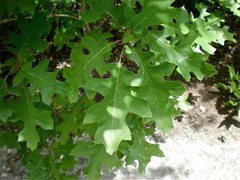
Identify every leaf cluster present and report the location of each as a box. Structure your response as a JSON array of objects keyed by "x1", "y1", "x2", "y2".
[
  {"x1": 215, "y1": 65, "x2": 240, "y2": 119},
  {"x1": 0, "y1": 0, "x2": 238, "y2": 179}
]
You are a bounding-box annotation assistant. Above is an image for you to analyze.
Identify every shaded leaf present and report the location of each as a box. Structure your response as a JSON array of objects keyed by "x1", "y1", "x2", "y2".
[
  {"x1": 55, "y1": 98, "x2": 86, "y2": 144},
  {"x1": 7, "y1": 84, "x2": 53, "y2": 150},
  {"x1": 64, "y1": 34, "x2": 113, "y2": 103},
  {"x1": 13, "y1": 60, "x2": 67, "y2": 105},
  {"x1": 0, "y1": 79, "x2": 12, "y2": 121},
  {"x1": 83, "y1": 0, "x2": 126, "y2": 25},
  {"x1": 71, "y1": 141, "x2": 121, "y2": 179},
  {"x1": 0, "y1": 0, "x2": 36, "y2": 16},
  {"x1": 7, "y1": 13, "x2": 50, "y2": 63},
  {"x1": 54, "y1": 24, "x2": 78, "y2": 51},
  {"x1": 126, "y1": 128, "x2": 163, "y2": 173}
]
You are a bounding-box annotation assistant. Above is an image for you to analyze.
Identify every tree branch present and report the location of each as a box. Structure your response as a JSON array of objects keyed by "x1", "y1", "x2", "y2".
[{"x1": 0, "y1": 13, "x2": 80, "y2": 25}]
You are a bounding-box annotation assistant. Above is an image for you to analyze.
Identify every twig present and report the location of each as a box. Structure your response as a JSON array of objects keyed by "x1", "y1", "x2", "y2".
[
  {"x1": 0, "y1": 16, "x2": 32, "y2": 25},
  {"x1": 47, "y1": 13, "x2": 80, "y2": 21},
  {"x1": 0, "y1": 13, "x2": 80, "y2": 25}
]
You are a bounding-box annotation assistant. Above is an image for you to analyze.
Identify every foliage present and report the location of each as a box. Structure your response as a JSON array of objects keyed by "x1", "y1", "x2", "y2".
[
  {"x1": 215, "y1": 65, "x2": 240, "y2": 120},
  {"x1": 0, "y1": 0, "x2": 238, "y2": 179}
]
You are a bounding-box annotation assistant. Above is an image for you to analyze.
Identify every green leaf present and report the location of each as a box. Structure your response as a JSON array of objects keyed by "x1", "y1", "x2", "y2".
[
  {"x1": 54, "y1": 26, "x2": 77, "y2": 51},
  {"x1": 0, "y1": 79, "x2": 8, "y2": 97},
  {"x1": 55, "y1": 98, "x2": 86, "y2": 144},
  {"x1": 84, "y1": 63, "x2": 152, "y2": 154},
  {"x1": 234, "y1": 91, "x2": 240, "y2": 99},
  {"x1": 23, "y1": 150, "x2": 49, "y2": 179},
  {"x1": 176, "y1": 95, "x2": 193, "y2": 112},
  {"x1": 126, "y1": 128, "x2": 163, "y2": 173},
  {"x1": 230, "y1": 81, "x2": 237, "y2": 93},
  {"x1": 193, "y1": 5, "x2": 235, "y2": 54},
  {"x1": 0, "y1": 79, "x2": 12, "y2": 121},
  {"x1": 128, "y1": 48, "x2": 185, "y2": 132},
  {"x1": 219, "y1": 0, "x2": 240, "y2": 17},
  {"x1": 0, "y1": 0, "x2": 36, "y2": 16},
  {"x1": 124, "y1": 0, "x2": 178, "y2": 36},
  {"x1": 51, "y1": 141, "x2": 77, "y2": 172},
  {"x1": 226, "y1": 100, "x2": 238, "y2": 106},
  {"x1": 215, "y1": 83, "x2": 228, "y2": 91},
  {"x1": 13, "y1": 60, "x2": 67, "y2": 105},
  {"x1": 7, "y1": 13, "x2": 50, "y2": 63},
  {"x1": 228, "y1": 65, "x2": 237, "y2": 80},
  {"x1": 0, "y1": 131, "x2": 20, "y2": 149},
  {"x1": 0, "y1": 104, "x2": 11, "y2": 122},
  {"x1": 83, "y1": 0, "x2": 126, "y2": 25},
  {"x1": 147, "y1": 30, "x2": 215, "y2": 81},
  {"x1": 24, "y1": 149, "x2": 64, "y2": 179},
  {"x1": 7, "y1": 84, "x2": 53, "y2": 150},
  {"x1": 56, "y1": 114, "x2": 79, "y2": 144},
  {"x1": 71, "y1": 141, "x2": 121, "y2": 179},
  {"x1": 122, "y1": 0, "x2": 136, "y2": 7},
  {"x1": 63, "y1": 34, "x2": 113, "y2": 103}
]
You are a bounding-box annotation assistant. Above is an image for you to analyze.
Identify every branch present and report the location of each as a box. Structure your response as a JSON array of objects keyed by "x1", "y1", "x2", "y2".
[
  {"x1": 47, "y1": 13, "x2": 80, "y2": 21},
  {"x1": 0, "y1": 13, "x2": 80, "y2": 25}
]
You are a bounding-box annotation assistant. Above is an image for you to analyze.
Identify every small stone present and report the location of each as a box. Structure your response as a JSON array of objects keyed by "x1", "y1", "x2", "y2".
[
  {"x1": 200, "y1": 106, "x2": 206, "y2": 113},
  {"x1": 2, "y1": 173, "x2": 8, "y2": 177}
]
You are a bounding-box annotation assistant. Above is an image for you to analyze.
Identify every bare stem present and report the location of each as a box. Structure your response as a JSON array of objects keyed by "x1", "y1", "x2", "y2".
[{"x1": 0, "y1": 13, "x2": 80, "y2": 25}]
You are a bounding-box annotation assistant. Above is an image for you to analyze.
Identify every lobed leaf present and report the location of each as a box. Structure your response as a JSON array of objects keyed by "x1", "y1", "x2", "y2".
[
  {"x1": 0, "y1": 79, "x2": 12, "y2": 121},
  {"x1": 0, "y1": 0, "x2": 36, "y2": 17},
  {"x1": 13, "y1": 60, "x2": 67, "y2": 105},
  {"x1": 83, "y1": 0, "x2": 126, "y2": 26},
  {"x1": 126, "y1": 128, "x2": 164, "y2": 173},
  {"x1": 7, "y1": 13, "x2": 50, "y2": 63},
  {"x1": 147, "y1": 30, "x2": 216, "y2": 81},
  {"x1": 124, "y1": 0, "x2": 178, "y2": 36},
  {"x1": 7, "y1": 84, "x2": 53, "y2": 150},
  {"x1": 55, "y1": 97, "x2": 86, "y2": 144},
  {"x1": 84, "y1": 63, "x2": 152, "y2": 154},
  {"x1": 71, "y1": 141, "x2": 121, "y2": 179},
  {"x1": 219, "y1": 0, "x2": 240, "y2": 17},
  {"x1": 128, "y1": 48, "x2": 185, "y2": 132},
  {"x1": 63, "y1": 33, "x2": 113, "y2": 103}
]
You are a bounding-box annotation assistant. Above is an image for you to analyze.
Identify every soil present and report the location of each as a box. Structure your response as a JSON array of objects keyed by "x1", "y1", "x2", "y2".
[{"x1": 1, "y1": 13, "x2": 240, "y2": 180}]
